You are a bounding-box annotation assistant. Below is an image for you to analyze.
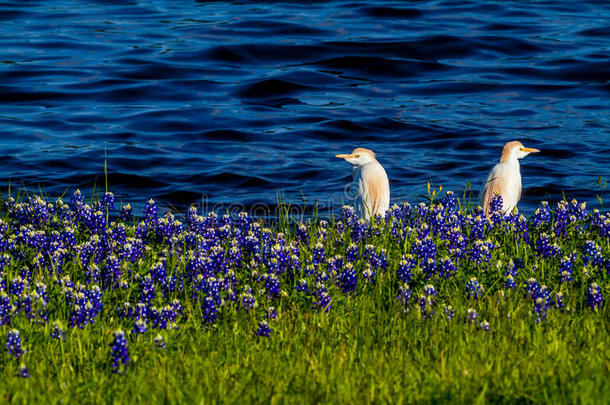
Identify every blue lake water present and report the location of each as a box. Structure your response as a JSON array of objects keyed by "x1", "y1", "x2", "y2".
[{"x1": 0, "y1": 0, "x2": 609, "y2": 218}]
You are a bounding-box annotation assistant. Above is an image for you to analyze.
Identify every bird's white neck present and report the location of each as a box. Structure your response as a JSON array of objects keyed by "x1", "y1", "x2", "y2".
[{"x1": 502, "y1": 157, "x2": 520, "y2": 169}]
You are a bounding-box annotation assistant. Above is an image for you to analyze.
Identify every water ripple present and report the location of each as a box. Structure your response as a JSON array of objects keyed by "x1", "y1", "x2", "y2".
[{"x1": 0, "y1": 0, "x2": 608, "y2": 216}]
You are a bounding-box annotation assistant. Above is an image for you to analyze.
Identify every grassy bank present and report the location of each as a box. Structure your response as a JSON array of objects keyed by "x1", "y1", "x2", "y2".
[{"x1": 0, "y1": 190, "x2": 608, "y2": 403}]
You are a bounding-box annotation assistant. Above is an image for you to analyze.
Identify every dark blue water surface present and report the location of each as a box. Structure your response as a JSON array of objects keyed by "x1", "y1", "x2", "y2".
[{"x1": 1, "y1": 0, "x2": 609, "y2": 217}]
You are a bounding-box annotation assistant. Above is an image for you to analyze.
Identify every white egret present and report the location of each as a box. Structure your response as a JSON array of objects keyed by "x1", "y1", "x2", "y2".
[
  {"x1": 336, "y1": 147, "x2": 390, "y2": 221},
  {"x1": 480, "y1": 141, "x2": 540, "y2": 216}
]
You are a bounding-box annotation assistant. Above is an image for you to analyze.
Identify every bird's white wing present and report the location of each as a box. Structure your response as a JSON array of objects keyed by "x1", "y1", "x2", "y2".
[
  {"x1": 480, "y1": 163, "x2": 505, "y2": 215},
  {"x1": 360, "y1": 162, "x2": 390, "y2": 218}
]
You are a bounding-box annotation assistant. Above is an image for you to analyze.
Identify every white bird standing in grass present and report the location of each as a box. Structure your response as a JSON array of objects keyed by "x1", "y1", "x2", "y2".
[
  {"x1": 480, "y1": 140, "x2": 540, "y2": 216},
  {"x1": 336, "y1": 147, "x2": 390, "y2": 221}
]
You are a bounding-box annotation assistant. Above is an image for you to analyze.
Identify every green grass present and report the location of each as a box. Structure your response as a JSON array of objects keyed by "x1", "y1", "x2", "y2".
[{"x1": 3, "y1": 294, "x2": 608, "y2": 404}]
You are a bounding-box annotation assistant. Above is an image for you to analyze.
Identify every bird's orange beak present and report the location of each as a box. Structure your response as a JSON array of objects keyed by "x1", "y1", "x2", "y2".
[
  {"x1": 520, "y1": 147, "x2": 540, "y2": 153},
  {"x1": 335, "y1": 154, "x2": 356, "y2": 159}
]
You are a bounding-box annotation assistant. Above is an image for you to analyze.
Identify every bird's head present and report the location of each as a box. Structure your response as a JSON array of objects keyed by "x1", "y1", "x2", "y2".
[
  {"x1": 500, "y1": 141, "x2": 540, "y2": 162},
  {"x1": 335, "y1": 147, "x2": 377, "y2": 166}
]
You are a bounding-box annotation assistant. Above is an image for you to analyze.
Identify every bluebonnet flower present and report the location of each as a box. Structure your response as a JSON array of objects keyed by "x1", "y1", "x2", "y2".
[
  {"x1": 412, "y1": 236, "x2": 436, "y2": 264},
  {"x1": 504, "y1": 274, "x2": 516, "y2": 290},
  {"x1": 139, "y1": 274, "x2": 156, "y2": 304},
  {"x1": 369, "y1": 248, "x2": 387, "y2": 271},
  {"x1": 397, "y1": 255, "x2": 415, "y2": 283},
  {"x1": 479, "y1": 320, "x2": 490, "y2": 331},
  {"x1": 468, "y1": 239, "x2": 494, "y2": 266},
  {"x1": 9, "y1": 275, "x2": 27, "y2": 296},
  {"x1": 447, "y1": 226, "x2": 468, "y2": 258},
  {"x1": 337, "y1": 263, "x2": 357, "y2": 294},
  {"x1": 535, "y1": 233, "x2": 561, "y2": 258},
  {"x1": 469, "y1": 209, "x2": 486, "y2": 240},
  {"x1": 340, "y1": 205, "x2": 358, "y2": 227},
  {"x1": 438, "y1": 257, "x2": 457, "y2": 279},
  {"x1": 559, "y1": 253, "x2": 576, "y2": 282},
  {"x1": 553, "y1": 201, "x2": 571, "y2": 236},
  {"x1": 201, "y1": 296, "x2": 219, "y2": 325},
  {"x1": 70, "y1": 189, "x2": 84, "y2": 208},
  {"x1": 466, "y1": 308, "x2": 478, "y2": 323},
  {"x1": 312, "y1": 242, "x2": 325, "y2": 269},
  {"x1": 345, "y1": 242, "x2": 359, "y2": 263},
  {"x1": 586, "y1": 283, "x2": 604, "y2": 311},
  {"x1": 488, "y1": 193, "x2": 505, "y2": 218},
  {"x1": 592, "y1": 209, "x2": 610, "y2": 238},
  {"x1": 132, "y1": 318, "x2": 148, "y2": 334},
  {"x1": 441, "y1": 191, "x2": 457, "y2": 215},
  {"x1": 532, "y1": 285, "x2": 551, "y2": 324},
  {"x1": 263, "y1": 273, "x2": 281, "y2": 298},
  {"x1": 568, "y1": 199, "x2": 588, "y2": 222},
  {"x1": 68, "y1": 285, "x2": 103, "y2": 328},
  {"x1": 362, "y1": 264, "x2": 375, "y2": 284},
  {"x1": 465, "y1": 277, "x2": 485, "y2": 299},
  {"x1": 256, "y1": 321, "x2": 271, "y2": 337},
  {"x1": 0, "y1": 291, "x2": 15, "y2": 325},
  {"x1": 266, "y1": 307, "x2": 278, "y2": 320},
  {"x1": 555, "y1": 292, "x2": 565, "y2": 312},
  {"x1": 19, "y1": 363, "x2": 29, "y2": 378},
  {"x1": 530, "y1": 201, "x2": 551, "y2": 228},
  {"x1": 154, "y1": 334, "x2": 166, "y2": 349},
  {"x1": 51, "y1": 322, "x2": 66, "y2": 340},
  {"x1": 444, "y1": 305, "x2": 455, "y2": 320},
  {"x1": 416, "y1": 223, "x2": 431, "y2": 239},
  {"x1": 6, "y1": 329, "x2": 24, "y2": 358},
  {"x1": 295, "y1": 278, "x2": 310, "y2": 294},
  {"x1": 240, "y1": 286, "x2": 258, "y2": 313},
  {"x1": 296, "y1": 224, "x2": 309, "y2": 244},
  {"x1": 416, "y1": 202, "x2": 429, "y2": 220},
  {"x1": 526, "y1": 278, "x2": 541, "y2": 299},
  {"x1": 110, "y1": 330, "x2": 129, "y2": 373},
  {"x1": 428, "y1": 206, "x2": 447, "y2": 236},
  {"x1": 101, "y1": 192, "x2": 115, "y2": 210},
  {"x1": 119, "y1": 203, "x2": 133, "y2": 222},
  {"x1": 143, "y1": 199, "x2": 158, "y2": 220},
  {"x1": 326, "y1": 254, "x2": 343, "y2": 279},
  {"x1": 582, "y1": 240, "x2": 603, "y2": 267},
  {"x1": 419, "y1": 284, "x2": 436, "y2": 320},
  {"x1": 394, "y1": 202, "x2": 412, "y2": 223},
  {"x1": 512, "y1": 214, "x2": 530, "y2": 243},
  {"x1": 396, "y1": 283, "x2": 412, "y2": 312},
  {"x1": 89, "y1": 210, "x2": 106, "y2": 234},
  {"x1": 351, "y1": 219, "x2": 367, "y2": 243},
  {"x1": 314, "y1": 282, "x2": 331, "y2": 312},
  {"x1": 503, "y1": 260, "x2": 520, "y2": 290}
]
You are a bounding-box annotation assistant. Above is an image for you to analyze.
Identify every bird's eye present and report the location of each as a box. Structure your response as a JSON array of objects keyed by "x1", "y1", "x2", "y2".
[{"x1": 355, "y1": 154, "x2": 360, "y2": 158}]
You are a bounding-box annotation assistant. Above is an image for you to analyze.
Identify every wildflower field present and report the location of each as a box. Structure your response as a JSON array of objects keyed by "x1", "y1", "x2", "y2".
[{"x1": 0, "y1": 189, "x2": 608, "y2": 403}]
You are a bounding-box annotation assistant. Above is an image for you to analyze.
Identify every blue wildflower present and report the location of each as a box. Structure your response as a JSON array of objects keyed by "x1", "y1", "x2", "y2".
[
  {"x1": 110, "y1": 330, "x2": 129, "y2": 373},
  {"x1": 559, "y1": 253, "x2": 576, "y2": 282},
  {"x1": 466, "y1": 308, "x2": 478, "y2": 323},
  {"x1": 536, "y1": 233, "x2": 561, "y2": 258},
  {"x1": 396, "y1": 283, "x2": 412, "y2": 312},
  {"x1": 531, "y1": 201, "x2": 550, "y2": 228},
  {"x1": 19, "y1": 363, "x2": 29, "y2": 378},
  {"x1": 337, "y1": 263, "x2": 357, "y2": 294},
  {"x1": 154, "y1": 334, "x2": 166, "y2": 349},
  {"x1": 586, "y1": 283, "x2": 604, "y2": 311},
  {"x1": 132, "y1": 318, "x2": 148, "y2": 334},
  {"x1": 256, "y1": 321, "x2": 271, "y2": 337},
  {"x1": 397, "y1": 255, "x2": 415, "y2": 283},
  {"x1": 6, "y1": 329, "x2": 24, "y2": 358},
  {"x1": 465, "y1": 277, "x2": 485, "y2": 299},
  {"x1": 444, "y1": 305, "x2": 455, "y2": 320},
  {"x1": 51, "y1": 323, "x2": 66, "y2": 340}
]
